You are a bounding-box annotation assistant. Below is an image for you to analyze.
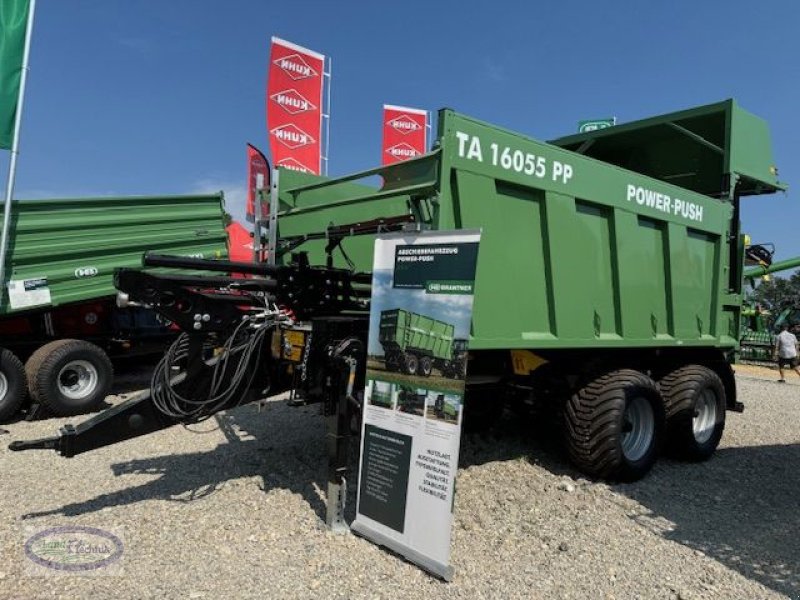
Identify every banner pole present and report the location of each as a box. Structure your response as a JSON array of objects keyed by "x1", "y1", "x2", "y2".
[
  {"x1": 0, "y1": 0, "x2": 36, "y2": 307},
  {"x1": 323, "y1": 56, "x2": 331, "y2": 176}
]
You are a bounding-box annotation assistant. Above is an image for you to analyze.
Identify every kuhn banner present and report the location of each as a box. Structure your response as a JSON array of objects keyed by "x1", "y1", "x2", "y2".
[
  {"x1": 382, "y1": 105, "x2": 427, "y2": 165},
  {"x1": 267, "y1": 37, "x2": 325, "y2": 175},
  {"x1": 245, "y1": 143, "x2": 269, "y2": 223}
]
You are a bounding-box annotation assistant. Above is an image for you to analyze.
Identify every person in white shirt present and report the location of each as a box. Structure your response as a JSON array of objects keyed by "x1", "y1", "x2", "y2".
[{"x1": 773, "y1": 323, "x2": 800, "y2": 382}]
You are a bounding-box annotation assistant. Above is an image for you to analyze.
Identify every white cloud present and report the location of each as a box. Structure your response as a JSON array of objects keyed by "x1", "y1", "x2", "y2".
[{"x1": 192, "y1": 179, "x2": 247, "y2": 225}]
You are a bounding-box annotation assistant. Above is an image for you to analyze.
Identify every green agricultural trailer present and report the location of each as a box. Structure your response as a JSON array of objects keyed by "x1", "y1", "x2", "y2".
[
  {"x1": 379, "y1": 308, "x2": 466, "y2": 377},
  {"x1": 397, "y1": 386, "x2": 426, "y2": 415},
  {"x1": 0, "y1": 193, "x2": 227, "y2": 422},
  {"x1": 433, "y1": 394, "x2": 458, "y2": 421},
  {"x1": 13, "y1": 100, "x2": 787, "y2": 488}
]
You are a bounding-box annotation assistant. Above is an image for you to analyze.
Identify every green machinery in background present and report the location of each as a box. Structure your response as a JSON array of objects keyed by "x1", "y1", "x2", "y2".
[
  {"x1": 1, "y1": 193, "x2": 227, "y2": 314},
  {"x1": 378, "y1": 308, "x2": 466, "y2": 378},
  {"x1": 0, "y1": 193, "x2": 227, "y2": 422},
  {"x1": 740, "y1": 255, "x2": 800, "y2": 363}
]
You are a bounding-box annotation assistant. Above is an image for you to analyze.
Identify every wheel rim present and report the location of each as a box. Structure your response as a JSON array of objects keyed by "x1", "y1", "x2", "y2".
[
  {"x1": 621, "y1": 395, "x2": 655, "y2": 462},
  {"x1": 0, "y1": 371, "x2": 7, "y2": 401},
  {"x1": 57, "y1": 360, "x2": 99, "y2": 400},
  {"x1": 693, "y1": 389, "x2": 717, "y2": 444}
]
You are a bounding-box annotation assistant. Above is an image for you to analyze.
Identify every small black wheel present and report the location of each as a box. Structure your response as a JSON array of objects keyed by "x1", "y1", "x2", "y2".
[
  {"x1": 384, "y1": 351, "x2": 399, "y2": 372},
  {"x1": 0, "y1": 348, "x2": 26, "y2": 423},
  {"x1": 659, "y1": 365, "x2": 726, "y2": 461},
  {"x1": 403, "y1": 353, "x2": 418, "y2": 376},
  {"x1": 417, "y1": 356, "x2": 433, "y2": 377},
  {"x1": 565, "y1": 369, "x2": 664, "y2": 482},
  {"x1": 25, "y1": 339, "x2": 113, "y2": 417}
]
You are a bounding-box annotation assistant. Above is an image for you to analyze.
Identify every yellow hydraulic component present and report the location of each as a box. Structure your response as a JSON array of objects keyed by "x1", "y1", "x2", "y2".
[{"x1": 510, "y1": 350, "x2": 548, "y2": 375}]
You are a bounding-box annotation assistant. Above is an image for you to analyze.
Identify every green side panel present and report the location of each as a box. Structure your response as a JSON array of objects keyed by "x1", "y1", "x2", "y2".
[
  {"x1": 1, "y1": 193, "x2": 227, "y2": 314},
  {"x1": 671, "y1": 228, "x2": 719, "y2": 340},
  {"x1": 408, "y1": 311, "x2": 453, "y2": 359},
  {"x1": 276, "y1": 155, "x2": 438, "y2": 271},
  {"x1": 616, "y1": 214, "x2": 671, "y2": 340},
  {"x1": 273, "y1": 102, "x2": 781, "y2": 353},
  {"x1": 379, "y1": 308, "x2": 454, "y2": 359},
  {"x1": 438, "y1": 110, "x2": 733, "y2": 350},
  {"x1": 451, "y1": 172, "x2": 555, "y2": 343},
  {"x1": 729, "y1": 103, "x2": 786, "y2": 195},
  {"x1": 550, "y1": 99, "x2": 786, "y2": 197}
]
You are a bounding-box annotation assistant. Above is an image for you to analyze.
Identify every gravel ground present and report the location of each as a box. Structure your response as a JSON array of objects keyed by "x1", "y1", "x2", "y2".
[{"x1": 0, "y1": 366, "x2": 798, "y2": 599}]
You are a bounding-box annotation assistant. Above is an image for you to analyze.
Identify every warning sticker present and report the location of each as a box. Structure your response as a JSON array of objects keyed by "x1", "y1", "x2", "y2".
[{"x1": 7, "y1": 277, "x2": 52, "y2": 310}]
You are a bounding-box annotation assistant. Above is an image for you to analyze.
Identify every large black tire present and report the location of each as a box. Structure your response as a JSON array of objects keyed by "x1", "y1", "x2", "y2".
[
  {"x1": 402, "y1": 352, "x2": 418, "y2": 376},
  {"x1": 0, "y1": 348, "x2": 26, "y2": 423},
  {"x1": 658, "y1": 365, "x2": 726, "y2": 461},
  {"x1": 417, "y1": 356, "x2": 433, "y2": 377},
  {"x1": 25, "y1": 339, "x2": 113, "y2": 417},
  {"x1": 565, "y1": 369, "x2": 664, "y2": 482}
]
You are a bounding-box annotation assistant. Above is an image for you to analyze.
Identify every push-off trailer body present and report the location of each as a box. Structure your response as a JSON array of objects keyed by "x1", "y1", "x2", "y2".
[
  {"x1": 378, "y1": 308, "x2": 464, "y2": 377},
  {"x1": 12, "y1": 100, "x2": 786, "y2": 489}
]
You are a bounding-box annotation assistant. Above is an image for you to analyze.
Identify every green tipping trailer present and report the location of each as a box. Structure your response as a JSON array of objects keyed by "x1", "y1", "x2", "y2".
[
  {"x1": 267, "y1": 98, "x2": 785, "y2": 480},
  {"x1": 1, "y1": 193, "x2": 227, "y2": 314},
  {"x1": 0, "y1": 193, "x2": 227, "y2": 422},
  {"x1": 13, "y1": 100, "x2": 786, "y2": 486},
  {"x1": 378, "y1": 308, "x2": 465, "y2": 377}
]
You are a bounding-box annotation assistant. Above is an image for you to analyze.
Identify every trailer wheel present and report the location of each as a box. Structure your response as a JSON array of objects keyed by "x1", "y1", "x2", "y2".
[
  {"x1": 565, "y1": 369, "x2": 664, "y2": 482},
  {"x1": 25, "y1": 340, "x2": 113, "y2": 417},
  {"x1": 403, "y1": 353, "x2": 418, "y2": 376},
  {"x1": 658, "y1": 365, "x2": 726, "y2": 461},
  {"x1": 0, "y1": 348, "x2": 26, "y2": 423},
  {"x1": 417, "y1": 356, "x2": 433, "y2": 377}
]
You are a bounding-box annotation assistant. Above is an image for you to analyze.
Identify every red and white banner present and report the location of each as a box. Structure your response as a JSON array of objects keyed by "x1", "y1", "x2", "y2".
[
  {"x1": 382, "y1": 105, "x2": 428, "y2": 165},
  {"x1": 246, "y1": 143, "x2": 270, "y2": 223},
  {"x1": 267, "y1": 37, "x2": 325, "y2": 175},
  {"x1": 226, "y1": 221, "x2": 254, "y2": 263}
]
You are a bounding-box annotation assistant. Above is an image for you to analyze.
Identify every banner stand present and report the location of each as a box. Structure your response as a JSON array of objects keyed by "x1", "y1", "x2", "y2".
[
  {"x1": 351, "y1": 522, "x2": 454, "y2": 581},
  {"x1": 352, "y1": 229, "x2": 481, "y2": 581}
]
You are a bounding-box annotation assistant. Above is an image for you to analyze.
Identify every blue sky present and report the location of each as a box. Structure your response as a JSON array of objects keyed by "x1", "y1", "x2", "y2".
[{"x1": 2, "y1": 1, "x2": 799, "y2": 260}]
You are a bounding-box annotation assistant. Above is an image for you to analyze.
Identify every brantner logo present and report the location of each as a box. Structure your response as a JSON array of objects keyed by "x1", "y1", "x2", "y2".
[
  {"x1": 270, "y1": 124, "x2": 316, "y2": 149},
  {"x1": 277, "y1": 157, "x2": 313, "y2": 173},
  {"x1": 386, "y1": 143, "x2": 420, "y2": 159},
  {"x1": 273, "y1": 53, "x2": 319, "y2": 80},
  {"x1": 270, "y1": 89, "x2": 317, "y2": 115},
  {"x1": 388, "y1": 114, "x2": 422, "y2": 135}
]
